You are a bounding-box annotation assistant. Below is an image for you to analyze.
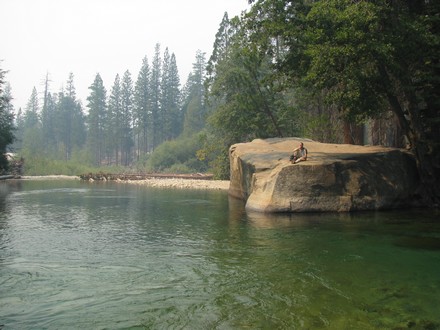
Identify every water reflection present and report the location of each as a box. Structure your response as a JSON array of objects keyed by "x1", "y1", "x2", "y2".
[
  {"x1": 0, "y1": 180, "x2": 23, "y2": 211},
  {"x1": 0, "y1": 182, "x2": 10, "y2": 213},
  {"x1": 238, "y1": 206, "x2": 417, "y2": 244},
  {"x1": 237, "y1": 201, "x2": 440, "y2": 252}
]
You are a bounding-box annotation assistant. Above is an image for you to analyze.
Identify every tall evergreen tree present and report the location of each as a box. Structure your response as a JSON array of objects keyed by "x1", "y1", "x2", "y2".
[
  {"x1": 51, "y1": 74, "x2": 86, "y2": 160},
  {"x1": 167, "y1": 53, "x2": 181, "y2": 139},
  {"x1": 150, "y1": 43, "x2": 162, "y2": 149},
  {"x1": 40, "y1": 73, "x2": 57, "y2": 155},
  {"x1": 24, "y1": 87, "x2": 40, "y2": 129},
  {"x1": 66, "y1": 72, "x2": 76, "y2": 99},
  {"x1": 182, "y1": 50, "x2": 207, "y2": 135},
  {"x1": 121, "y1": 70, "x2": 134, "y2": 165},
  {"x1": 20, "y1": 87, "x2": 43, "y2": 158},
  {"x1": 3, "y1": 82, "x2": 14, "y2": 115},
  {"x1": 161, "y1": 48, "x2": 171, "y2": 143},
  {"x1": 202, "y1": 11, "x2": 298, "y2": 178},
  {"x1": 160, "y1": 48, "x2": 181, "y2": 141},
  {"x1": 134, "y1": 56, "x2": 151, "y2": 157},
  {"x1": 40, "y1": 92, "x2": 58, "y2": 155},
  {"x1": 12, "y1": 107, "x2": 24, "y2": 151},
  {"x1": 206, "y1": 12, "x2": 237, "y2": 87},
  {"x1": 108, "y1": 74, "x2": 122, "y2": 165},
  {"x1": 86, "y1": 73, "x2": 107, "y2": 166}
]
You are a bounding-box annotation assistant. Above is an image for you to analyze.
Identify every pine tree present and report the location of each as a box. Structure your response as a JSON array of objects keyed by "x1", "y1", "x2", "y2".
[
  {"x1": 182, "y1": 50, "x2": 207, "y2": 135},
  {"x1": 108, "y1": 74, "x2": 122, "y2": 165},
  {"x1": 20, "y1": 87, "x2": 43, "y2": 158},
  {"x1": 24, "y1": 87, "x2": 40, "y2": 129},
  {"x1": 12, "y1": 107, "x2": 24, "y2": 151},
  {"x1": 150, "y1": 43, "x2": 162, "y2": 149},
  {"x1": 66, "y1": 72, "x2": 76, "y2": 99},
  {"x1": 206, "y1": 12, "x2": 236, "y2": 86},
  {"x1": 121, "y1": 70, "x2": 134, "y2": 165},
  {"x1": 160, "y1": 51, "x2": 181, "y2": 141},
  {"x1": 134, "y1": 56, "x2": 151, "y2": 158},
  {"x1": 3, "y1": 82, "x2": 14, "y2": 115},
  {"x1": 40, "y1": 91, "x2": 57, "y2": 155},
  {"x1": 40, "y1": 73, "x2": 57, "y2": 155},
  {"x1": 168, "y1": 53, "x2": 181, "y2": 139},
  {"x1": 158, "y1": 48, "x2": 181, "y2": 144},
  {"x1": 53, "y1": 74, "x2": 86, "y2": 160},
  {"x1": 86, "y1": 73, "x2": 107, "y2": 166},
  {"x1": 161, "y1": 48, "x2": 171, "y2": 143}
]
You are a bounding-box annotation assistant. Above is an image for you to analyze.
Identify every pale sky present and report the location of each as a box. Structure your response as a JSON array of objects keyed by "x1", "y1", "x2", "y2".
[{"x1": 1, "y1": 0, "x2": 250, "y2": 112}]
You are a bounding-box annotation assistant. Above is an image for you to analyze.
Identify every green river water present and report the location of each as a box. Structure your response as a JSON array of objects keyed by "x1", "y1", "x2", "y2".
[{"x1": 0, "y1": 180, "x2": 439, "y2": 329}]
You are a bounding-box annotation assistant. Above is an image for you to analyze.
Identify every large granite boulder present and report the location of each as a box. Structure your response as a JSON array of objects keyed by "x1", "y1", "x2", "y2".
[{"x1": 229, "y1": 138, "x2": 419, "y2": 212}]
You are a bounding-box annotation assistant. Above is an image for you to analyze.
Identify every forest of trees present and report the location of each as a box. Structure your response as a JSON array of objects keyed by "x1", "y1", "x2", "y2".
[
  {"x1": 1, "y1": 0, "x2": 439, "y2": 204},
  {"x1": 4, "y1": 44, "x2": 209, "y2": 175}
]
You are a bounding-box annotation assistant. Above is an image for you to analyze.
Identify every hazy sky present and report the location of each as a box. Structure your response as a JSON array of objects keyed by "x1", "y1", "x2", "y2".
[{"x1": 2, "y1": 0, "x2": 250, "y2": 112}]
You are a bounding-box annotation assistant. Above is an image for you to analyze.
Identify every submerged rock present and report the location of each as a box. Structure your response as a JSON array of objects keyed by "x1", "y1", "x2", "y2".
[{"x1": 229, "y1": 138, "x2": 419, "y2": 212}]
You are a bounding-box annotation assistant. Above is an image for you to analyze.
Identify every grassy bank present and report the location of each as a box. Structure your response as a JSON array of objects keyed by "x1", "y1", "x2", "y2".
[{"x1": 20, "y1": 157, "x2": 127, "y2": 176}]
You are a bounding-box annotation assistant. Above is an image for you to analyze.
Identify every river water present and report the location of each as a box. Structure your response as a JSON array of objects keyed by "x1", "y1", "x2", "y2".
[{"x1": 0, "y1": 180, "x2": 439, "y2": 329}]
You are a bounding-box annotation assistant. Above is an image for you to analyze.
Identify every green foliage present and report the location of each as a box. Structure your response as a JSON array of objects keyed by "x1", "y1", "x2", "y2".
[
  {"x1": 20, "y1": 156, "x2": 93, "y2": 176},
  {"x1": 133, "y1": 56, "x2": 151, "y2": 156},
  {"x1": 202, "y1": 12, "x2": 304, "y2": 177},
  {"x1": 87, "y1": 73, "x2": 107, "y2": 166},
  {"x1": 55, "y1": 91, "x2": 86, "y2": 160},
  {"x1": 182, "y1": 50, "x2": 207, "y2": 136},
  {"x1": 0, "y1": 66, "x2": 15, "y2": 171},
  {"x1": 303, "y1": 0, "x2": 390, "y2": 120},
  {"x1": 287, "y1": 87, "x2": 344, "y2": 143},
  {"x1": 146, "y1": 135, "x2": 208, "y2": 173},
  {"x1": 244, "y1": 0, "x2": 440, "y2": 202},
  {"x1": 208, "y1": 43, "x2": 283, "y2": 140},
  {"x1": 165, "y1": 163, "x2": 192, "y2": 174},
  {"x1": 21, "y1": 127, "x2": 44, "y2": 158},
  {"x1": 302, "y1": 111, "x2": 343, "y2": 143},
  {"x1": 197, "y1": 131, "x2": 231, "y2": 179},
  {"x1": 161, "y1": 50, "x2": 182, "y2": 141},
  {"x1": 150, "y1": 43, "x2": 162, "y2": 149},
  {"x1": 19, "y1": 152, "x2": 129, "y2": 176}
]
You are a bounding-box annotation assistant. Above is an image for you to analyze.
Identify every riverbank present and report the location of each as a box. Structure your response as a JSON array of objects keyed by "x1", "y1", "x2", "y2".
[
  {"x1": 20, "y1": 175, "x2": 230, "y2": 190},
  {"x1": 21, "y1": 175, "x2": 80, "y2": 180},
  {"x1": 122, "y1": 177, "x2": 230, "y2": 190}
]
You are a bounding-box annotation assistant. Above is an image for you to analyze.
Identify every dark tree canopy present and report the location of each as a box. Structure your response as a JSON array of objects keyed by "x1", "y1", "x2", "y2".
[
  {"x1": 239, "y1": 0, "x2": 440, "y2": 204},
  {"x1": 0, "y1": 66, "x2": 15, "y2": 171}
]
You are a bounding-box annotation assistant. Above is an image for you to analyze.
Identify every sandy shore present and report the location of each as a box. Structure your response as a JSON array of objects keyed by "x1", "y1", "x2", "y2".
[
  {"x1": 21, "y1": 175, "x2": 230, "y2": 190},
  {"x1": 122, "y1": 178, "x2": 230, "y2": 190}
]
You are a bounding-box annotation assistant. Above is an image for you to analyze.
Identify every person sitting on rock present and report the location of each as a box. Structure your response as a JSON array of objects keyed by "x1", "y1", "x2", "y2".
[{"x1": 290, "y1": 142, "x2": 307, "y2": 164}]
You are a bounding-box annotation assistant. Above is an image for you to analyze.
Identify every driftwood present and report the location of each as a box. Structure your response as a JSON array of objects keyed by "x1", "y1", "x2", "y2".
[
  {"x1": 79, "y1": 172, "x2": 214, "y2": 181},
  {"x1": 4, "y1": 155, "x2": 24, "y2": 178}
]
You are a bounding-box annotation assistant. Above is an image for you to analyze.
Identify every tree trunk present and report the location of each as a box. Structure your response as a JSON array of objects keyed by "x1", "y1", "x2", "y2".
[
  {"x1": 376, "y1": 63, "x2": 440, "y2": 206},
  {"x1": 383, "y1": 82, "x2": 440, "y2": 205},
  {"x1": 343, "y1": 121, "x2": 364, "y2": 145}
]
